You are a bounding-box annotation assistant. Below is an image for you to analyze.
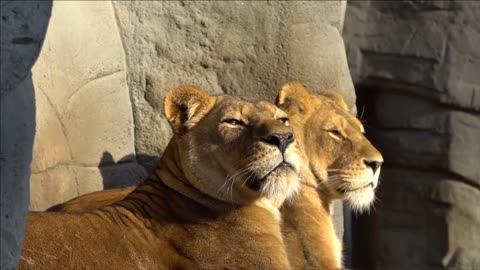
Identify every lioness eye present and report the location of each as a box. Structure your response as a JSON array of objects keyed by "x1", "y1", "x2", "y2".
[
  {"x1": 223, "y1": 119, "x2": 243, "y2": 126},
  {"x1": 278, "y1": 117, "x2": 289, "y2": 125},
  {"x1": 329, "y1": 130, "x2": 344, "y2": 139}
]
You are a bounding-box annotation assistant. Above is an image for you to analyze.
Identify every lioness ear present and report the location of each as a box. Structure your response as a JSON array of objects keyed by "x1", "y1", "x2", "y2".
[
  {"x1": 276, "y1": 82, "x2": 311, "y2": 106},
  {"x1": 164, "y1": 85, "x2": 214, "y2": 134},
  {"x1": 319, "y1": 90, "x2": 349, "y2": 111}
]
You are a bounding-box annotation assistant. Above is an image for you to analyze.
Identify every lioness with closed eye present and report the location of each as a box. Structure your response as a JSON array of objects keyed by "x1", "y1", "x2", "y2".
[
  {"x1": 48, "y1": 83, "x2": 383, "y2": 270},
  {"x1": 19, "y1": 86, "x2": 302, "y2": 270}
]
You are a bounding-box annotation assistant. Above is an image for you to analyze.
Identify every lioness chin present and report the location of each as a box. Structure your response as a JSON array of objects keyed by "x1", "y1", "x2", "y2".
[{"x1": 19, "y1": 86, "x2": 302, "y2": 270}]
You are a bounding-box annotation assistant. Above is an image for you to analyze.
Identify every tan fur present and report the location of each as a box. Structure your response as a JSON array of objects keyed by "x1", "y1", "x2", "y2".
[
  {"x1": 278, "y1": 82, "x2": 383, "y2": 270},
  {"x1": 19, "y1": 86, "x2": 302, "y2": 270},
  {"x1": 47, "y1": 187, "x2": 134, "y2": 212},
  {"x1": 48, "y1": 83, "x2": 383, "y2": 270}
]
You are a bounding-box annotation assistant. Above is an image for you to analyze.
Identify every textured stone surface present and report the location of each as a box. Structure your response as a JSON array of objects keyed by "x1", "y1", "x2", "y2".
[
  {"x1": 343, "y1": 1, "x2": 480, "y2": 269},
  {"x1": 431, "y1": 180, "x2": 480, "y2": 269},
  {"x1": 30, "y1": 166, "x2": 79, "y2": 211},
  {"x1": 371, "y1": 169, "x2": 447, "y2": 269},
  {"x1": 30, "y1": 163, "x2": 147, "y2": 210},
  {"x1": 373, "y1": 116, "x2": 480, "y2": 185},
  {"x1": 0, "y1": 78, "x2": 37, "y2": 270},
  {"x1": 369, "y1": 169, "x2": 480, "y2": 270},
  {"x1": 344, "y1": 1, "x2": 480, "y2": 111},
  {"x1": 374, "y1": 91, "x2": 448, "y2": 132},
  {"x1": 287, "y1": 22, "x2": 356, "y2": 111},
  {"x1": 0, "y1": 1, "x2": 52, "y2": 269},
  {"x1": 0, "y1": 1, "x2": 51, "y2": 93},
  {"x1": 112, "y1": 1, "x2": 355, "y2": 169},
  {"x1": 28, "y1": 1, "x2": 136, "y2": 210},
  {"x1": 373, "y1": 92, "x2": 480, "y2": 186}
]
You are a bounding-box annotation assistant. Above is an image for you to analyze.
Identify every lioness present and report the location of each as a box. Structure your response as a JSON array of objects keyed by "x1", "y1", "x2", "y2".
[
  {"x1": 19, "y1": 86, "x2": 302, "y2": 269},
  {"x1": 48, "y1": 83, "x2": 383, "y2": 270},
  {"x1": 278, "y1": 82, "x2": 383, "y2": 269}
]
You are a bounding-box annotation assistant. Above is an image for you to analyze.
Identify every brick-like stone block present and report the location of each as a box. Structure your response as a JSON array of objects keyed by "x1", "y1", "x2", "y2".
[
  {"x1": 374, "y1": 128, "x2": 479, "y2": 185},
  {"x1": 29, "y1": 1, "x2": 136, "y2": 209},
  {"x1": 30, "y1": 162, "x2": 146, "y2": 211},
  {"x1": 30, "y1": 166, "x2": 79, "y2": 211},
  {"x1": 374, "y1": 91, "x2": 448, "y2": 132},
  {"x1": 376, "y1": 169, "x2": 480, "y2": 269},
  {"x1": 373, "y1": 169, "x2": 450, "y2": 269},
  {"x1": 431, "y1": 180, "x2": 480, "y2": 269},
  {"x1": 372, "y1": 91, "x2": 480, "y2": 184},
  {"x1": 344, "y1": 1, "x2": 480, "y2": 111}
]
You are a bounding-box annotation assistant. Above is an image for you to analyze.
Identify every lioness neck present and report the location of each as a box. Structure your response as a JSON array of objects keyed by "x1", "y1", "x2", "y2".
[
  {"x1": 300, "y1": 174, "x2": 335, "y2": 214},
  {"x1": 109, "y1": 139, "x2": 234, "y2": 221}
]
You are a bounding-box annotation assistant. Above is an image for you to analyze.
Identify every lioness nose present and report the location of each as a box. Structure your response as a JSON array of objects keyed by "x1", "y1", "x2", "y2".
[
  {"x1": 263, "y1": 132, "x2": 294, "y2": 153},
  {"x1": 364, "y1": 159, "x2": 383, "y2": 174}
]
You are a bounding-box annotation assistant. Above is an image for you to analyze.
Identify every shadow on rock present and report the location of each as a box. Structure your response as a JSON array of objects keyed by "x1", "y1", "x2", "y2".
[{"x1": 98, "y1": 151, "x2": 161, "y2": 190}]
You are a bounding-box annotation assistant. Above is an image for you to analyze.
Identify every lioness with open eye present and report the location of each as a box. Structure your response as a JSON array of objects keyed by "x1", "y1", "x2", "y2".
[
  {"x1": 277, "y1": 82, "x2": 383, "y2": 270},
  {"x1": 19, "y1": 86, "x2": 302, "y2": 270}
]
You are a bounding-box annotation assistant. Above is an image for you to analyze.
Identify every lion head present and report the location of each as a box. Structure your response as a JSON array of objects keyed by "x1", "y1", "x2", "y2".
[
  {"x1": 277, "y1": 82, "x2": 383, "y2": 213},
  {"x1": 164, "y1": 85, "x2": 301, "y2": 207}
]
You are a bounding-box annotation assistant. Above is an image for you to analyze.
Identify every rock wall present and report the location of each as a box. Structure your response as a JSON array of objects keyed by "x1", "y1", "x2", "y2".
[
  {"x1": 1, "y1": 1, "x2": 355, "y2": 268},
  {"x1": 112, "y1": 1, "x2": 354, "y2": 169},
  {"x1": 343, "y1": 1, "x2": 480, "y2": 270},
  {"x1": 29, "y1": 1, "x2": 145, "y2": 211},
  {"x1": 0, "y1": 2, "x2": 51, "y2": 269}
]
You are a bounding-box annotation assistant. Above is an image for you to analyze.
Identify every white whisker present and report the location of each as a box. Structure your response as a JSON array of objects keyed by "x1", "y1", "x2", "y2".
[{"x1": 218, "y1": 165, "x2": 255, "y2": 201}]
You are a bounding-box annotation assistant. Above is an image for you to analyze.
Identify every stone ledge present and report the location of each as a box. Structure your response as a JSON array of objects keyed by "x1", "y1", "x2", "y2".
[{"x1": 372, "y1": 109, "x2": 480, "y2": 184}]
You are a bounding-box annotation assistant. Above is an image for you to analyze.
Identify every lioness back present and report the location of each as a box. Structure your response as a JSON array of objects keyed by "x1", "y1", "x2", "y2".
[
  {"x1": 20, "y1": 86, "x2": 302, "y2": 270},
  {"x1": 47, "y1": 187, "x2": 134, "y2": 212}
]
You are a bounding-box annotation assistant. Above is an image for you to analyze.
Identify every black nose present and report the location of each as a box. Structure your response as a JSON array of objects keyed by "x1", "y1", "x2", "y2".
[
  {"x1": 263, "y1": 132, "x2": 295, "y2": 153},
  {"x1": 364, "y1": 159, "x2": 383, "y2": 174}
]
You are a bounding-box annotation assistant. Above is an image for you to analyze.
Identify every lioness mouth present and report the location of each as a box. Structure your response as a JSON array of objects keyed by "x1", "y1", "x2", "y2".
[
  {"x1": 245, "y1": 162, "x2": 293, "y2": 191},
  {"x1": 337, "y1": 182, "x2": 374, "y2": 193}
]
